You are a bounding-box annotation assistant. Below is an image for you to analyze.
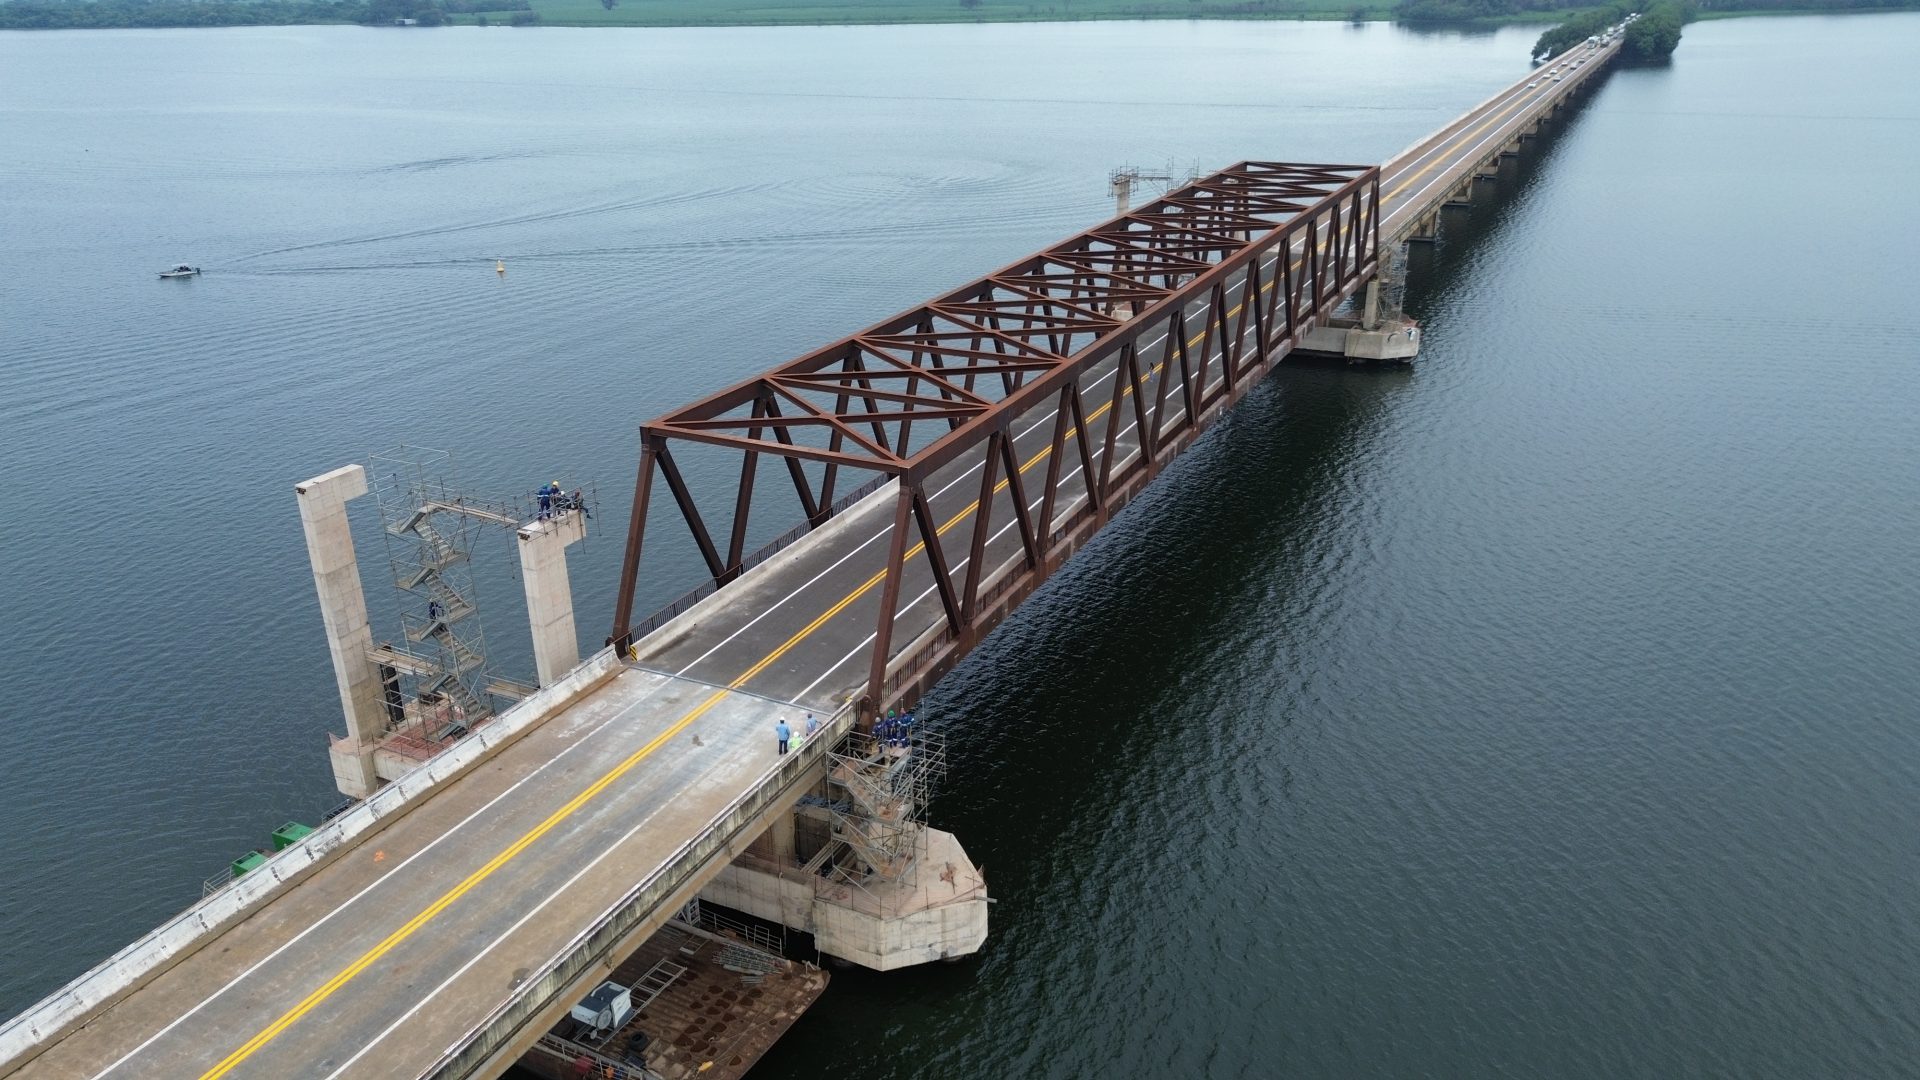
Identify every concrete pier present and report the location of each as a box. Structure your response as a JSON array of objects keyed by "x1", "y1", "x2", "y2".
[
  {"x1": 296, "y1": 464, "x2": 384, "y2": 799},
  {"x1": 703, "y1": 823, "x2": 989, "y2": 970},
  {"x1": 518, "y1": 510, "x2": 587, "y2": 686},
  {"x1": 1298, "y1": 318, "x2": 1421, "y2": 362}
]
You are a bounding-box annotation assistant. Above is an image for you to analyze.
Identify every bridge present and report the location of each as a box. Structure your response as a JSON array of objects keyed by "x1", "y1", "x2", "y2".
[{"x1": 0, "y1": 32, "x2": 1619, "y2": 1080}]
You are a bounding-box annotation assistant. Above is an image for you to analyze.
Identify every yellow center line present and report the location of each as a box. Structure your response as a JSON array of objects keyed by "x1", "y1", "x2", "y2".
[
  {"x1": 1385, "y1": 72, "x2": 1556, "y2": 203},
  {"x1": 200, "y1": 204, "x2": 1337, "y2": 1079}
]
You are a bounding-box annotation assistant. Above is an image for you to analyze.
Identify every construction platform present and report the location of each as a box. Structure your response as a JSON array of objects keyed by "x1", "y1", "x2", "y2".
[{"x1": 516, "y1": 914, "x2": 825, "y2": 1080}]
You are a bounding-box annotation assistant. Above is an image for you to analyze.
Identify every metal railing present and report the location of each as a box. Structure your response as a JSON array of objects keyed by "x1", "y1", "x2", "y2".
[
  {"x1": 680, "y1": 902, "x2": 785, "y2": 956},
  {"x1": 529, "y1": 1032, "x2": 661, "y2": 1080}
]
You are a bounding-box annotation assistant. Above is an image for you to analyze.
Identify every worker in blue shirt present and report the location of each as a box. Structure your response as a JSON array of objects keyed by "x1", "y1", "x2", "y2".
[{"x1": 774, "y1": 718, "x2": 791, "y2": 755}]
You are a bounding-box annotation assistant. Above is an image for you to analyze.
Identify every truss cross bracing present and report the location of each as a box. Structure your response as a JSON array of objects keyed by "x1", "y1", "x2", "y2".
[{"x1": 613, "y1": 161, "x2": 1381, "y2": 721}]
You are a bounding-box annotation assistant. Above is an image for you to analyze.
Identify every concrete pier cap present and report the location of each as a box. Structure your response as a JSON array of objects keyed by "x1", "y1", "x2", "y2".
[
  {"x1": 1299, "y1": 318, "x2": 1421, "y2": 363},
  {"x1": 703, "y1": 821, "x2": 990, "y2": 971}
]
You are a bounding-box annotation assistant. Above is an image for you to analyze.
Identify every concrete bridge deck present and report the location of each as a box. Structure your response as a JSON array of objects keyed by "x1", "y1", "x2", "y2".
[
  {"x1": 9, "y1": 666, "x2": 819, "y2": 1079},
  {"x1": 0, "y1": 34, "x2": 1617, "y2": 1080}
]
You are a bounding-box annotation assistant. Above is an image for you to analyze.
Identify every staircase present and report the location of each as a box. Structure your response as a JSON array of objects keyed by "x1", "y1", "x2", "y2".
[{"x1": 388, "y1": 507, "x2": 492, "y2": 731}]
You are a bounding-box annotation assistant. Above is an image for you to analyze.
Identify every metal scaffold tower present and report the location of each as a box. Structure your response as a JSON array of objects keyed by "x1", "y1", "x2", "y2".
[
  {"x1": 367, "y1": 447, "x2": 527, "y2": 740},
  {"x1": 1108, "y1": 161, "x2": 1202, "y2": 216},
  {"x1": 810, "y1": 729, "x2": 947, "y2": 890}
]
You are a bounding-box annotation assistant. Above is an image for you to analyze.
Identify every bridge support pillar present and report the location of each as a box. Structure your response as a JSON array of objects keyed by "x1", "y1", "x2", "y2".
[
  {"x1": 1407, "y1": 208, "x2": 1440, "y2": 244},
  {"x1": 764, "y1": 809, "x2": 797, "y2": 866},
  {"x1": 296, "y1": 464, "x2": 385, "y2": 800},
  {"x1": 518, "y1": 509, "x2": 588, "y2": 687},
  {"x1": 1299, "y1": 241, "x2": 1417, "y2": 362}
]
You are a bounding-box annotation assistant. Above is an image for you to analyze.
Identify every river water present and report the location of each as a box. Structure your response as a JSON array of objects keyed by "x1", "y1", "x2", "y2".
[{"x1": 3, "y1": 13, "x2": 1917, "y2": 1077}]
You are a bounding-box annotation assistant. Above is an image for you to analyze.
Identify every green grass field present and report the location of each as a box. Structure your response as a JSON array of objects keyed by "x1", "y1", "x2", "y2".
[{"x1": 474, "y1": 0, "x2": 1388, "y2": 29}]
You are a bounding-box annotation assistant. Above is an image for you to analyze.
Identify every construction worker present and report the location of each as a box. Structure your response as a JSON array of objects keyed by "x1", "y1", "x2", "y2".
[
  {"x1": 774, "y1": 718, "x2": 792, "y2": 755},
  {"x1": 536, "y1": 481, "x2": 554, "y2": 520}
]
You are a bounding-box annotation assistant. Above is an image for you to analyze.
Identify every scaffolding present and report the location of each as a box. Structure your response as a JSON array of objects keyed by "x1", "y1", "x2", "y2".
[
  {"x1": 1107, "y1": 160, "x2": 1202, "y2": 216},
  {"x1": 799, "y1": 729, "x2": 947, "y2": 897},
  {"x1": 365, "y1": 447, "x2": 538, "y2": 745}
]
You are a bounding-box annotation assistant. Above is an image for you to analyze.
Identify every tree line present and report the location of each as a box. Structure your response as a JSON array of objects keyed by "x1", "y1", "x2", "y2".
[
  {"x1": 0, "y1": 0, "x2": 531, "y2": 29},
  {"x1": 1527, "y1": 0, "x2": 1687, "y2": 63},
  {"x1": 1528, "y1": 1, "x2": 1631, "y2": 56},
  {"x1": 1399, "y1": 0, "x2": 1901, "y2": 30}
]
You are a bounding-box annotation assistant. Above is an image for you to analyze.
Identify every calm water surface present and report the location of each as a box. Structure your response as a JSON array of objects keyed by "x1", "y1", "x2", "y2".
[{"x1": 2, "y1": 14, "x2": 1917, "y2": 1078}]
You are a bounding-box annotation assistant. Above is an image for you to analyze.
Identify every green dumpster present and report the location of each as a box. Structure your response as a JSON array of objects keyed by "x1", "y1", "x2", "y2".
[
  {"x1": 230, "y1": 851, "x2": 268, "y2": 880},
  {"x1": 271, "y1": 822, "x2": 313, "y2": 851}
]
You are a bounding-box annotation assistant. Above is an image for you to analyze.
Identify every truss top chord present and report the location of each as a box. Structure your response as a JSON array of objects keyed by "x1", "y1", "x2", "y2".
[{"x1": 641, "y1": 161, "x2": 1379, "y2": 487}]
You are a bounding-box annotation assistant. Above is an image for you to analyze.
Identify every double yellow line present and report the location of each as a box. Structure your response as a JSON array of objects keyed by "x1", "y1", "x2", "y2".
[
  {"x1": 202, "y1": 135, "x2": 1503, "y2": 1074},
  {"x1": 1384, "y1": 61, "x2": 1571, "y2": 207}
]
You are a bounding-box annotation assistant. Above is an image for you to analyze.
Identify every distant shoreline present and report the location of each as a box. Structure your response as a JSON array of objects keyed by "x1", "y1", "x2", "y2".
[{"x1": 3, "y1": 1, "x2": 1913, "y2": 31}]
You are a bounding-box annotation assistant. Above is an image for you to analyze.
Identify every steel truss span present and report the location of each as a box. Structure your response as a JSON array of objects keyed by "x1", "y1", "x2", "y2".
[{"x1": 613, "y1": 160, "x2": 1381, "y2": 722}]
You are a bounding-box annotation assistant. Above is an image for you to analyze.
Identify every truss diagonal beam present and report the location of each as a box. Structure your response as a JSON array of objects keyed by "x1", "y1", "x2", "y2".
[{"x1": 612, "y1": 160, "x2": 1383, "y2": 714}]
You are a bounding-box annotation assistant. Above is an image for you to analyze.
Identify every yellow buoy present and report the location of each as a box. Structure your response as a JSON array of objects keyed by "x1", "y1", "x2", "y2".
[{"x1": 495, "y1": 259, "x2": 505, "y2": 275}]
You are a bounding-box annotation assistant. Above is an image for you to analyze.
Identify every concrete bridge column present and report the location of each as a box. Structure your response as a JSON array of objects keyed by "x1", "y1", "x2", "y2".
[
  {"x1": 764, "y1": 812, "x2": 797, "y2": 866},
  {"x1": 297, "y1": 464, "x2": 384, "y2": 799},
  {"x1": 518, "y1": 509, "x2": 588, "y2": 687},
  {"x1": 1407, "y1": 208, "x2": 1440, "y2": 244}
]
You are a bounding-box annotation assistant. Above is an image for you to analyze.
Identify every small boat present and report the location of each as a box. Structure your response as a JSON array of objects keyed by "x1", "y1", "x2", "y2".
[{"x1": 159, "y1": 264, "x2": 200, "y2": 279}]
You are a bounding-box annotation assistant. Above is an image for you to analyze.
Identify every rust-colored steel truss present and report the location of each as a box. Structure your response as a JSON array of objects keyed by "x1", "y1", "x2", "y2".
[{"x1": 612, "y1": 160, "x2": 1380, "y2": 721}]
